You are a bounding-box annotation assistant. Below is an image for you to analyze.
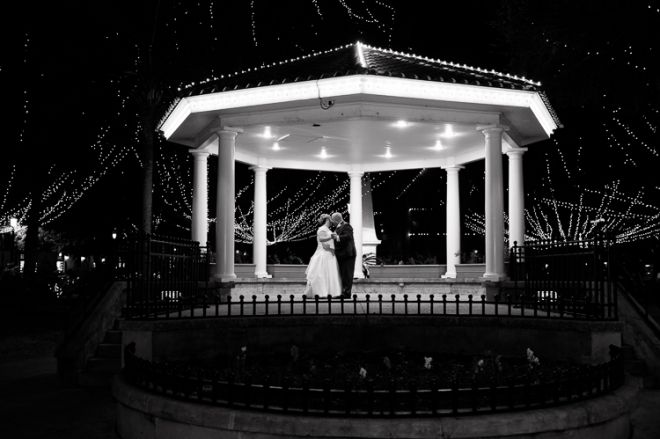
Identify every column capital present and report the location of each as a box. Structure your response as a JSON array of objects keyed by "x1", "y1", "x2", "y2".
[
  {"x1": 189, "y1": 148, "x2": 210, "y2": 158},
  {"x1": 443, "y1": 165, "x2": 464, "y2": 173},
  {"x1": 249, "y1": 165, "x2": 271, "y2": 173},
  {"x1": 505, "y1": 147, "x2": 528, "y2": 157},
  {"x1": 478, "y1": 124, "x2": 509, "y2": 137},
  {"x1": 216, "y1": 127, "x2": 243, "y2": 139}
]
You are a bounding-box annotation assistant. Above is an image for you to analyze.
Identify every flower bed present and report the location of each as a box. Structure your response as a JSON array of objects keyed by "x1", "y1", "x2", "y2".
[{"x1": 176, "y1": 346, "x2": 577, "y2": 390}]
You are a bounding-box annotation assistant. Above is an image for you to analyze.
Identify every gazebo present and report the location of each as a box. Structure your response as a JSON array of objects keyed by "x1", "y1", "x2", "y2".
[{"x1": 158, "y1": 42, "x2": 560, "y2": 282}]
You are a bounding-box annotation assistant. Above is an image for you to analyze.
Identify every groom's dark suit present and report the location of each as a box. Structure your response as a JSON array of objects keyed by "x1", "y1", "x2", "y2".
[{"x1": 333, "y1": 221, "x2": 356, "y2": 297}]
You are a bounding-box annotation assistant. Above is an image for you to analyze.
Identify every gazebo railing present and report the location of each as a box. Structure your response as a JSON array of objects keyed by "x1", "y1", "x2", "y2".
[
  {"x1": 119, "y1": 233, "x2": 210, "y2": 315},
  {"x1": 123, "y1": 343, "x2": 624, "y2": 417},
  {"x1": 122, "y1": 292, "x2": 617, "y2": 320},
  {"x1": 508, "y1": 234, "x2": 616, "y2": 319}
]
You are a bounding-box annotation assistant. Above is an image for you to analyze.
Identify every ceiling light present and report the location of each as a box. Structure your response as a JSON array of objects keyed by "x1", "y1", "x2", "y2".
[
  {"x1": 433, "y1": 139, "x2": 444, "y2": 150},
  {"x1": 272, "y1": 142, "x2": 281, "y2": 151},
  {"x1": 260, "y1": 126, "x2": 274, "y2": 139},
  {"x1": 320, "y1": 147, "x2": 328, "y2": 159},
  {"x1": 393, "y1": 120, "x2": 409, "y2": 128},
  {"x1": 442, "y1": 124, "x2": 455, "y2": 138},
  {"x1": 384, "y1": 146, "x2": 392, "y2": 158}
]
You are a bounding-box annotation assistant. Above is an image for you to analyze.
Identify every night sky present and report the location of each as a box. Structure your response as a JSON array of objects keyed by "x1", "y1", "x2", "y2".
[{"x1": 2, "y1": 1, "x2": 659, "y2": 261}]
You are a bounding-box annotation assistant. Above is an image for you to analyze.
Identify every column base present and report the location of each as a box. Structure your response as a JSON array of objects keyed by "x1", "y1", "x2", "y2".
[
  {"x1": 482, "y1": 272, "x2": 505, "y2": 281},
  {"x1": 213, "y1": 273, "x2": 237, "y2": 283},
  {"x1": 442, "y1": 270, "x2": 457, "y2": 279},
  {"x1": 353, "y1": 271, "x2": 365, "y2": 280},
  {"x1": 255, "y1": 272, "x2": 272, "y2": 279}
]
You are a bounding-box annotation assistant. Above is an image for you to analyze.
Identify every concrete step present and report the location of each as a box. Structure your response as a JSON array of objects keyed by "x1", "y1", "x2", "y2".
[
  {"x1": 86, "y1": 357, "x2": 121, "y2": 373},
  {"x1": 96, "y1": 343, "x2": 121, "y2": 359},
  {"x1": 103, "y1": 330, "x2": 122, "y2": 344}
]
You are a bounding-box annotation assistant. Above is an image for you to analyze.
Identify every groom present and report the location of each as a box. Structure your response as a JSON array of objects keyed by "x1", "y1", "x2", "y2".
[{"x1": 330, "y1": 212, "x2": 356, "y2": 298}]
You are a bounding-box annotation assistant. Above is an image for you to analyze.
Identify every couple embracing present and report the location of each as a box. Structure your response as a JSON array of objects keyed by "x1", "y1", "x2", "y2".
[{"x1": 304, "y1": 212, "x2": 356, "y2": 299}]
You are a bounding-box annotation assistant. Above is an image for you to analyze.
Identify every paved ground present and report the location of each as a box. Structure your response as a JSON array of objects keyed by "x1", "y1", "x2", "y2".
[{"x1": 1, "y1": 331, "x2": 659, "y2": 438}]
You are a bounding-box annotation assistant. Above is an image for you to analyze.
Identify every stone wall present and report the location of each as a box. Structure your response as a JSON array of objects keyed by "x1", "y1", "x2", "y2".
[
  {"x1": 114, "y1": 374, "x2": 640, "y2": 439},
  {"x1": 120, "y1": 316, "x2": 622, "y2": 365}
]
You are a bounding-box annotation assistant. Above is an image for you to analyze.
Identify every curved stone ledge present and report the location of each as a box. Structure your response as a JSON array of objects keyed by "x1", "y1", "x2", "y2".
[{"x1": 114, "y1": 374, "x2": 640, "y2": 439}]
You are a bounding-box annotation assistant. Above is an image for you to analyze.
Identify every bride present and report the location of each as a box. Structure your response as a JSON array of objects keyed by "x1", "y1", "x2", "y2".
[{"x1": 304, "y1": 214, "x2": 342, "y2": 298}]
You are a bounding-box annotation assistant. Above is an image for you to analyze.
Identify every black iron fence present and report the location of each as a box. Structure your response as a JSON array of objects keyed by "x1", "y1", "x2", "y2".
[
  {"x1": 123, "y1": 344, "x2": 624, "y2": 417},
  {"x1": 508, "y1": 235, "x2": 616, "y2": 319},
  {"x1": 612, "y1": 240, "x2": 660, "y2": 338},
  {"x1": 120, "y1": 234, "x2": 209, "y2": 318},
  {"x1": 123, "y1": 292, "x2": 621, "y2": 320},
  {"x1": 120, "y1": 234, "x2": 618, "y2": 321}
]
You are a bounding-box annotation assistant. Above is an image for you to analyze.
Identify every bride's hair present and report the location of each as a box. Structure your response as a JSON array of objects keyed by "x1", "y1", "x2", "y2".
[{"x1": 318, "y1": 214, "x2": 331, "y2": 225}]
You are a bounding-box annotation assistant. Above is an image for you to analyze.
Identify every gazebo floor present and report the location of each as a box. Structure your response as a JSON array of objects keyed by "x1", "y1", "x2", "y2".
[{"x1": 230, "y1": 276, "x2": 493, "y2": 299}]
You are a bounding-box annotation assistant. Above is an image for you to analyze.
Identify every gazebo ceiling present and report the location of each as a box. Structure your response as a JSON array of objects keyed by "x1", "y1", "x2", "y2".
[{"x1": 160, "y1": 42, "x2": 560, "y2": 171}]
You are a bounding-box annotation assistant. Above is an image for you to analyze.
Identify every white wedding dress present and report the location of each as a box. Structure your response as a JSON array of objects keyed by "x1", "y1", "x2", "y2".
[{"x1": 304, "y1": 225, "x2": 342, "y2": 298}]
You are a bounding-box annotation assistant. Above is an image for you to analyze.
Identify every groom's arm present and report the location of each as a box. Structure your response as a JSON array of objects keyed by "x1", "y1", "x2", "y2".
[{"x1": 337, "y1": 224, "x2": 353, "y2": 243}]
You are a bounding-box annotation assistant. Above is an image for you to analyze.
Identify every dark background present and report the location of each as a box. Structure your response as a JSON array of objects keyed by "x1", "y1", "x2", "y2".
[{"x1": 2, "y1": 0, "x2": 658, "y2": 263}]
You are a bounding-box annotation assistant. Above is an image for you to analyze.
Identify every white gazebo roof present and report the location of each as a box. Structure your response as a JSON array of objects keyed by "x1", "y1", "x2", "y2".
[{"x1": 160, "y1": 42, "x2": 560, "y2": 172}]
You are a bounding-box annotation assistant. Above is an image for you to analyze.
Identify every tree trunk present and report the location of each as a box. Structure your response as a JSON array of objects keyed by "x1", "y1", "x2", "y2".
[
  {"x1": 23, "y1": 188, "x2": 42, "y2": 276},
  {"x1": 140, "y1": 117, "x2": 155, "y2": 235}
]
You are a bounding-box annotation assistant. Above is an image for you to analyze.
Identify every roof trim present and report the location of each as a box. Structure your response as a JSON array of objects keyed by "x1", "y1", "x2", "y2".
[{"x1": 160, "y1": 74, "x2": 559, "y2": 140}]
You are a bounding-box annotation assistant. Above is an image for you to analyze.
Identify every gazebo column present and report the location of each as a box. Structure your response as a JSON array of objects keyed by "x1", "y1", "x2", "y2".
[
  {"x1": 251, "y1": 165, "x2": 271, "y2": 278},
  {"x1": 190, "y1": 150, "x2": 209, "y2": 247},
  {"x1": 482, "y1": 126, "x2": 506, "y2": 280},
  {"x1": 214, "y1": 129, "x2": 239, "y2": 281},
  {"x1": 349, "y1": 171, "x2": 364, "y2": 279},
  {"x1": 443, "y1": 166, "x2": 463, "y2": 279},
  {"x1": 507, "y1": 148, "x2": 528, "y2": 248}
]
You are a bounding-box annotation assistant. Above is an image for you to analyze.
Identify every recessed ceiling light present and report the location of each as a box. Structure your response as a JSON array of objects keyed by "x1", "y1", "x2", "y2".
[
  {"x1": 320, "y1": 147, "x2": 328, "y2": 159},
  {"x1": 260, "y1": 126, "x2": 274, "y2": 139},
  {"x1": 272, "y1": 142, "x2": 281, "y2": 151},
  {"x1": 433, "y1": 139, "x2": 444, "y2": 150},
  {"x1": 440, "y1": 124, "x2": 455, "y2": 138},
  {"x1": 384, "y1": 146, "x2": 392, "y2": 158},
  {"x1": 392, "y1": 120, "x2": 410, "y2": 128}
]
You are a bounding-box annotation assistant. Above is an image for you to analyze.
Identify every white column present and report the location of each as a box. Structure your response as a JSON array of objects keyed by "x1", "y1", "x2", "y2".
[
  {"x1": 190, "y1": 150, "x2": 209, "y2": 247},
  {"x1": 443, "y1": 166, "x2": 463, "y2": 278},
  {"x1": 482, "y1": 127, "x2": 506, "y2": 280},
  {"x1": 349, "y1": 171, "x2": 364, "y2": 279},
  {"x1": 215, "y1": 129, "x2": 238, "y2": 281},
  {"x1": 507, "y1": 148, "x2": 527, "y2": 248},
  {"x1": 251, "y1": 165, "x2": 271, "y2": 278}
]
